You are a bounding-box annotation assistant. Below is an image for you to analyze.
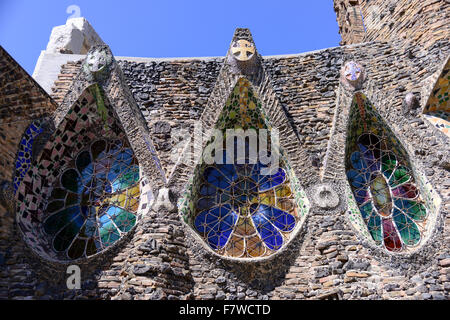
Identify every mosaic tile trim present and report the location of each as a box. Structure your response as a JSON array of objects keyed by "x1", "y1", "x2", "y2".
[
  {"x1": 345, "y1": 92, "x2": 436, "y2": 253},
  {"x1": 13, "y1": 120, "x2": 44, "y2": 193},
  {"x1": 178, "y1": 78, "x2": 309, "y2": 259},
  {"x1": 16, "y1": 84, "x2": 151, "y2": 262},
  {"x1": 423, "y1": 58, "x2": 450, "y2": 137}
]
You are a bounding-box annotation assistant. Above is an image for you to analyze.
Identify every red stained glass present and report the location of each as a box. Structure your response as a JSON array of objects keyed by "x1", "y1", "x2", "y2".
[
  {"x1": 382, "y1": 218, "x2": 402, "y2": 251},
  {"x1": 391, "y1": 184, "x2": 418, "y2": 199}
]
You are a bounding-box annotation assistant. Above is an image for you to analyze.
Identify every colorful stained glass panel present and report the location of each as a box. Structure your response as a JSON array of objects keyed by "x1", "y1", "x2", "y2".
[
  {"x1": 42, "y1": 139, "x2": 140, "y2": 260},
  {"x1": 346, "y1": 93, "x2": 428, "y2": 252}
]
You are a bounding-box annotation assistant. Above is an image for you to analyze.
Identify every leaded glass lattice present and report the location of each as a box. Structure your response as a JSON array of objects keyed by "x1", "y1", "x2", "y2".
[
  {"x1": 179, "y1": 78, "x2": 309, "y2": 259},
  {"x1": 346, "y1": 93, "x2": 429, "y2": 252},
  {"x1": 16, "y1": 85, "x2": 143, "y2": 261},
  {"x1": 43, "y1": 139, "x2": 140, "y2": 259}
]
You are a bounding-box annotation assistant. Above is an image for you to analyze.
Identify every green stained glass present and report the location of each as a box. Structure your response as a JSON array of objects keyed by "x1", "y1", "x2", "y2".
[
  {"x1": 346, "y1": 93, "x2": 428, "y2": 253},
  {"x1": 110, "y1": 207, "x2": 136, "y2": 232},
  {"x1": 381, "y1": 153, "x2": 396, "y2": 179},
  {"x1": 360, "y1": 202, "x2": 373, "y2": 219},
  {"x1": 395, "y1": 199, "x2": 427, "y2": 221},
  {"x1": 99, "y1": 222, "x2": 120, "y2": 247},
  {"x1": 389, "y1": 166, "x2": 410, "y2": 188},
  {"x1": 367, "y1": 214, "x2": 382, "y2": 244},
  {"x1": 111, "y1": 165, "x2": 139, "y2": 191},
  {"x1": 392, "y1": 209, "x2": 421, "y2": 246}
]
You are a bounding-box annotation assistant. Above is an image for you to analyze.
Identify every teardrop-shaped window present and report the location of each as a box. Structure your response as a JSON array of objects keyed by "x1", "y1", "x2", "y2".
[
  {"x1": 345, "y1": 92, "x2": 431, "y2": 252},
  {"x1": 179, "y1": 78, "x2": 309, "y2": 259},
  {"x1": 16, "y1": 85, "x2": 143, "y2": 261}
]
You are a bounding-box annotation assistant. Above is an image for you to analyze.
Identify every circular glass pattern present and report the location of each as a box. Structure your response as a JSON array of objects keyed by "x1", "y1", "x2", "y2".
[
  {"x1": 346, "y1": 133, "x2": 427, "y2": 252},
  {"x1": 42, "y1": 139, "x2": 140, "y2": 260},
  {"x1": 193, "y1": 150, "x2": 298, "y2": 258}
]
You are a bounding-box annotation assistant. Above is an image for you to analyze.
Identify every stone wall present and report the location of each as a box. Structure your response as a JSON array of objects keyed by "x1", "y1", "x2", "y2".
[
  {"x1": 334, "y1": 0, "x2": 366, "y2": 45},
  {"x1": 6, "y1": 35, "x2": 446, "y2": 300},
  {"x1": 183, "y1": 39, "x2": 449, "y2": 300},
  {"x1": 334, "y1": 0, "x2": 450, "y2": 48}
]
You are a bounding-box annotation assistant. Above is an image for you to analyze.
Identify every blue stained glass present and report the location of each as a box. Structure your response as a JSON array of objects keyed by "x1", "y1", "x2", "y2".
[
  {"x1": 43, "y1": 139, "x2": 140, "y2": 259},
  {"x1": 99, "y1": 212, "x2": 112, "y2": 226},
  {"x1": 193, "y1": 147, "x2": 296, "y2": 256},
  {"x1": 253, "y1": 204, "x2": 295, "y2": 232},
  {"x1": 194, "y1": 205, "x2": 237, "y2": 234},
  {"x1": 80, "y1": 164, "x2": 94, "y2": 185},
  {"x1": 204, "y1": 167, "x2": 232, "y2": 189},
  {"x1": 200, "y1": 184, "x2": 216, "y2": 196},
  {"x1": 111, "y1": 165, "x2": 139, "y2": 192},
  {"x1": 61, "y1": 169, "x2": 82, "y2": 193},
  {"x1": 360, "y1": 202, "x2": 373, "y2": 219},
  {"x1": 76, "y1": 151, "x2": 92, "y2": 173},
  {"x1": 184, "y1": 79, "x2": 304, "y2": 258},
  {"x1": 251, "y1": 213, "x2": 283, "y2": 250},
  {"x1": 346, "y1": 127, "x2": 427, "y2": 252},
  {"x1": 107, "y1": 151, "x2": 133, "y2": 182},
  {"x1": 197, "y1": 197, "x2": 216, "y2": 211},
  {"x1": 14, "y1": 121, "x2": 44, "y2": 192},
  {"x1": 83, "y1": 216, "x2": 98, "y2": 237},
  {"x1": 53, "y1": 214, "x2": 85, "y2": 252},
  {"x1": 220, "y1": 164, "x2": 239, "y2": 181},
  {"x1": 358, "y1": 145, "x2": 380, "y2": 172},
  {"x1": 347, "y1": 169, "x2": 368, "y2": 188},
  {"x1": 354, "y1": 188, "x2": 369, "y2": 205},
  {"x1": 44, "y1": 206, "x2": 80, "y2": 235},
  {"x1": 350, "y1": 151, "x2": 366, "y2": 171},
  {"x1": 258, "y1": 172, "x2": 286, "y2": 192}
]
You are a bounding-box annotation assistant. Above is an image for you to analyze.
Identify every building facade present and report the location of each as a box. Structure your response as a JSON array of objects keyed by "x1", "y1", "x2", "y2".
[{"x1": 0, "y1": 0, "x2": 449, "y2": 300}]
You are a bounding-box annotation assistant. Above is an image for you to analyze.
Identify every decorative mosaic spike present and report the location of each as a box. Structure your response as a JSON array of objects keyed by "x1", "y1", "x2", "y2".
[
  {"x1": 226, "y1": 28, "x2": 261, "y2": 76},
  {"x1": 345, "y1": 92, "x2": 430, "y2": 252},
  {"x1": 15, "y1": 83, "x2": 150, "y2": 261},
  {"x1": 340, "y1": 61, "x2": 365, "y2": 90}
]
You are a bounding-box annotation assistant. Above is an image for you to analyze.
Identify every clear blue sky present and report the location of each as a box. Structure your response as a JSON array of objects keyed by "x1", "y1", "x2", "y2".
[{"x1": 0, "y1": 0, "x2": 341, "y2": 75}]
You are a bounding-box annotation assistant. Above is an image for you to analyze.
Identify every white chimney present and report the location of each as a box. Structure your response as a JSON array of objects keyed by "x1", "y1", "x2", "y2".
[{"x1": 45, "y1": 17, "x2": 104, "y2": 54}]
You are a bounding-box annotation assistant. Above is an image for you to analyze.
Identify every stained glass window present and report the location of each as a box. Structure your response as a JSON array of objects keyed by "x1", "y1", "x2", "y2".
[
  {"x1": 42, "y1": 139, "x2": 140, "y2": 259},
  {"x1": 346, "y1": 93, "x2": 428, "y2": 252},
  {"x1": 15, "y1": 86, "x2": 145, "y2": 262},
  {"x1": 180, "y1": 78, "x2": 308, "y2": 258},
  {"x1": 13, "y1": 121, "x2": 44, "y2": 193},
  {"x1": 423, "y1": 58, "x2": 450, "y2": 137}
]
